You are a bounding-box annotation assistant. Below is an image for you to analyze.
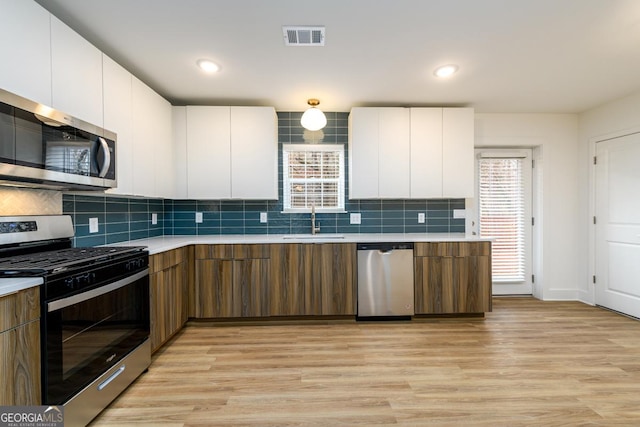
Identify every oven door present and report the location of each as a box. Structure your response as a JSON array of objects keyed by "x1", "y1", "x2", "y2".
[{"x1": 43, "y1": 269, "x2": 150, "y2": 405}]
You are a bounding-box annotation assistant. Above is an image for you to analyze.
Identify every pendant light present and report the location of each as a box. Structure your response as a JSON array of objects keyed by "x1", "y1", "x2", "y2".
[{"x1": 300, "y1": 99, "x2": 327, "y2": 131}]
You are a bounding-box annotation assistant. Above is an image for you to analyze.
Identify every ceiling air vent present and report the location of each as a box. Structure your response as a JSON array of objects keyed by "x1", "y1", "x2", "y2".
[{"x1": 283, "y1": 26, "x2": 325, "y2": 46}]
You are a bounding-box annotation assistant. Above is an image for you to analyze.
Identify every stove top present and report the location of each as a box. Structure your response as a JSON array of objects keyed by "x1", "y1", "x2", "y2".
[{"x1": 0, "y1": 246, "x2": 147, "y2": 277}]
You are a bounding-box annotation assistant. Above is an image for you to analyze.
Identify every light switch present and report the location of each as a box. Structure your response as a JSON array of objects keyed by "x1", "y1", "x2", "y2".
[
  {"x1": 89, "y1": 217, "x2": 99, "y2": 233},
  {"x1": 453, "y1": 209, "x2": 466, "y2": 219},
  {"x1": 195, "y1": 212, "x2": 203, "y2": 223},
  {"x1": 350, "y1": 213, "x2": 361, "y2": 225},
  {"x1": 260, "y1": 212, "x2": 268, "y2": 223},
  {"x1": 418, "y1": 213, "x2": 425, "y2": 224},
  {"x1": 151, "y1": 213, "x2": 158, "y2": 225}
]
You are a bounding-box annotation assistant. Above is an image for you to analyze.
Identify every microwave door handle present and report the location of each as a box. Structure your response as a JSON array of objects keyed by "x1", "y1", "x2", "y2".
[{"x1": 97, "y1": 137, "x2": 111, "y2": 178}]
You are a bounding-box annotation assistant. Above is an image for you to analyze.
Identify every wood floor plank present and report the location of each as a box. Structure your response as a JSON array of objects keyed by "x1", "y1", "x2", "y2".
[{"x1": 91, "y1": 298, "x2": 640, "y2": 426}]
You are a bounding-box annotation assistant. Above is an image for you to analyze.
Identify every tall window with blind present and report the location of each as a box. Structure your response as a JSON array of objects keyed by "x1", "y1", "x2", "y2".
[
  {"x1": 477, "y1": 150, "x2": 532, "y2": 294},
  {"x1": 283, "y1": 144, "x2": 345, "y2": 212}
]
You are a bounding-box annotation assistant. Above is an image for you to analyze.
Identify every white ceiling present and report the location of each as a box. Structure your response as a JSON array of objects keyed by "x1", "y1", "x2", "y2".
[{"x1": 35, "y1": 0, "x2": 640, "y2": 113}]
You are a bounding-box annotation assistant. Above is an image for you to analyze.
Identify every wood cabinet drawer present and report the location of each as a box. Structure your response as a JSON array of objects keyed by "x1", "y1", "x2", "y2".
[
  {"x1": 0, "y1": 287, "x2": 40, "y2": 333},
  {"x1": 149, "y1": 247, "x2": 187, "y2": 273},
  {"x1": 414, "y1": 241, "x2": 491, "y2": 257}
]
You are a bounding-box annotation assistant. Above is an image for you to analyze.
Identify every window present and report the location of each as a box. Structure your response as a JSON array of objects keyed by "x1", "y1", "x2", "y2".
[
  {"x1": 477, "y1": 150, "x2": 532, "y2": 287},
  {"x1": 283, "y1": 144, "x2": 345, "y2": 212}
]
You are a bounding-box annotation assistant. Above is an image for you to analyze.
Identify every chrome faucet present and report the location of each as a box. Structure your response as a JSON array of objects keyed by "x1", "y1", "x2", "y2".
[{"x1": 311, "y1": 203, "x2": 320, "y2": 235}]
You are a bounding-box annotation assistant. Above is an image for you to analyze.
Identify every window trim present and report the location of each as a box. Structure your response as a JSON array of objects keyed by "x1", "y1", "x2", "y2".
[{"x1": 282, "y1": 143, "x2": 346, "y2": 213}]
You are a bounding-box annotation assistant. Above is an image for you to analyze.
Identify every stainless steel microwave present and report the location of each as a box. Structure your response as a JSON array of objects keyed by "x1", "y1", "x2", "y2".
[{"x1": 0, "y1": 88, "x2": 116, "y2": 190}]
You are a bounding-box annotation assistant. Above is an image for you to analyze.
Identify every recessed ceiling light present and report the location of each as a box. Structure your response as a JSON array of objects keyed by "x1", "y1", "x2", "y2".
[
  {"x1": 434, "y1": 64, "x2": 458, "y2": 78},
  {"x1": 197, "y1": 59, "x2": 220, "y2": 73}
]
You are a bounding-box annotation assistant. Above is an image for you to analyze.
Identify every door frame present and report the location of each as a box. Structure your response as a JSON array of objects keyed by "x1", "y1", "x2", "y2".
[
  {"x1": 589, "y1": 128, "x2": 640, "y2": 309},
  {"x1": 468, "y1": 147, "x2": 540, "y2": 296}
]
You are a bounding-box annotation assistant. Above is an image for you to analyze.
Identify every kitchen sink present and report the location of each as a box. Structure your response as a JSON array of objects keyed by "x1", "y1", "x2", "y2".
[{"x1": 282, "y1": 234, "x2": 345, "y2": 240}]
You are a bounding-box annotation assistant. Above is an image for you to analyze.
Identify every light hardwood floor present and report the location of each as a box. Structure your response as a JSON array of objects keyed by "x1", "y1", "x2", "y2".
[{"x1": 91, "y1": 298, "x2": 640, "y2": 426}]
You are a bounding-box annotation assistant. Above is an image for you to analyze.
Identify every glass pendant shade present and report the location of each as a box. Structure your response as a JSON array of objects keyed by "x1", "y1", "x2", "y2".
[{"x1": 300, "y1": 99, "x2": 327, "y2": 131}]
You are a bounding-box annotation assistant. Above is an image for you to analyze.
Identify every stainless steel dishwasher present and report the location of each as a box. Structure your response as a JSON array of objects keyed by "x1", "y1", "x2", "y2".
[{"x1": 357, "y1": 242, "x2": 414, "y2": 318}]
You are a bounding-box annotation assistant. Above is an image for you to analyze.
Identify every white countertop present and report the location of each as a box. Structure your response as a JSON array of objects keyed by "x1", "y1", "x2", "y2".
[
  {"x1": 0, "y1": 277, "x2": 43, "y2": 298},
  {"x1": 0, "y1": 233, "x2": 487, "y2": 296},
  {"x1": 108, "y1": 233, "x2": 489, "y2": 255}
]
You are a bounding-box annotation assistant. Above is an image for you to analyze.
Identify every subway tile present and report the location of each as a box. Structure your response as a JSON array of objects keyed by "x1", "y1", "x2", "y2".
[
  {"x1": 149, "y1": 228, "x2": 163, "y2": 237},
  {"x1": 172, "y1": 227, "x2": 197, "y2": 235},
  {"x1": 106, "y1": 212, "x2": 129, "y2": 223},
  {"x1": 197, "y1": 200, "x2": 220, "y2": 212},
  {"x1": 75, "y1": 235, "x2": 107, "y2": 247},
  {"x1": 427, "y1": 200, "x2": 450, "y2": 210},
  {"x1": 106, "y1": 232, "x2": 131, "y2": 244},
  {"x1": 197, "y1": 226, "x2": 220, "y2": 235},
  {"x1": 382, "y1": 225, "x2": 404, "y2": 233},
  {"x1": 221, "y1": 227, "x2": 244, "y2": 235},
  {"x1": 106, "y1": 222, "x2": 129, "y2": 234}
]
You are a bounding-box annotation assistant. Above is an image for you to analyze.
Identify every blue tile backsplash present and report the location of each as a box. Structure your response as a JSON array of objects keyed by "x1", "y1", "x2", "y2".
[{"x1": 64, "y1": 112, "x2": 465, "y2": 245}]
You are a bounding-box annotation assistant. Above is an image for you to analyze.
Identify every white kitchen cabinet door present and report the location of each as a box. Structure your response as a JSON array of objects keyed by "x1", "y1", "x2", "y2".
[
  {"x1": 103, "y1": 55, "x2": 133, "y2": 196},
  {"x1": 153, "y1": 96, "x2": 174, "y2": 199},
  {"x1": 349, "y1": 108, "x2": 380, "y2": 199},
  {"x1": 172, "y1": 107, "x2": 188, "y2": 199},
  {"x1": 442, "y1": 108, "x2": 474, "y2": 198},
  {"x1": 349, "y1": 107, "x2": 410, "y2": 199},
  {"x1": 410, "y1": 108, "x2": 443, "y2": 198},
  {"x1": 50, "y1": 15, "x2": 103, "y2": 127},
  {"x1": 230, "y1": 107, "x2": 278, "y2": 199},
  {"x1": 186, "y1": 106, "x2": 231, "y2": 199},
  {"x1": 0, "y1": 0, "x2": 52, "y2": 106},
  {"x1": 378, "y1": 108, "x2": 410, "y2": 198},
  {"x1": 131, "y1": 77, "x2": 158, "y2": 197}
]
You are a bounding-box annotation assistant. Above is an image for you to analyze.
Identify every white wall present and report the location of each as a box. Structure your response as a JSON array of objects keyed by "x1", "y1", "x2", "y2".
[
  {"x1": 475, "y1": 114, "x2": 580, "y2": 300},
  {"x1": 577, "y1": 89, "x2": 640, "y2": 304}
]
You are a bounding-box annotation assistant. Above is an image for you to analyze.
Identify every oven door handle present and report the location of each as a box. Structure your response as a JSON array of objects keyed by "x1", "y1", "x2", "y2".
[{"x1": 47, "y1": 269, "x2": 148, "y2": 312}]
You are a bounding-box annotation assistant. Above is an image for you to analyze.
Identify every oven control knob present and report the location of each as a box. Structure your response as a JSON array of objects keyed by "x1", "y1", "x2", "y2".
[{"x1": 64, "y1": 277, "x2": 75, "y2": 289}]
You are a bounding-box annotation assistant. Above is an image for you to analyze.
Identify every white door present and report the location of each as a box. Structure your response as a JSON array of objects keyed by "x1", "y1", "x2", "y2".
[
  {"x1": 476, "y1": 149, "x2": 533, "y2": 295},
  {"x1": 595, "y1": 133, "x2": 640, "y2": 318}
]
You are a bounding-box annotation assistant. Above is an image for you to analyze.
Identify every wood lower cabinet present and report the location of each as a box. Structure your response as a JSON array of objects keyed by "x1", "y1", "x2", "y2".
[
  {"x1": 149, "y1": 248, "x2": 189, "y2": 352},
  {"x1": 194, "y1": 244, "x2": 270, "y2": 318},
  {"x1": 414, "y1": 242, "x2": 492, "y2": 314},
  {"x1": 270, "y1": 243, "x2": 356, "y2": 316},
  {"x1": 0, "y1": 287, "x2": 41, "y2": 405},
  {"x1": 306, "y1": 243, "x2": 357, "y2": 316},
  {"x1": 269, "y1": 244, "x2": 312, "y2": 316}
]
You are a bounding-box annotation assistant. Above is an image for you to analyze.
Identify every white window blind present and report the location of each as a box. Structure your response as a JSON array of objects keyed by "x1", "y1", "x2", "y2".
[
  {"x1": 478, "y1": 157, "x2": 526, "y2": 282},
  {"x1": 283, "y1": 144, "x2": 345, "y2": 212}
]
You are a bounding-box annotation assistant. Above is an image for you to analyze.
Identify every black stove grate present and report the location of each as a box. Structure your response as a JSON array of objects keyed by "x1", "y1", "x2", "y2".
[{"x1": 0, "y1": 246, "x2": 147, "y2": 277}]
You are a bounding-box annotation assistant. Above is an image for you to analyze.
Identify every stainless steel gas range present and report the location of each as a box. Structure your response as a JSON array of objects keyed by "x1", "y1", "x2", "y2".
[{"x1": 0, "y1": 215, "x2": 150, "y2": 426}]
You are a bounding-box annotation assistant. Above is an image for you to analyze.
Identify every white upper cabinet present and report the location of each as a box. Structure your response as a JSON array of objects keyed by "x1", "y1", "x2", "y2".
[
  {"x1": 231, "y1": 107, "x2": 278, "y2": 199},
  {"x1": 186, "y1": 106, "x2": 232, "y2": 199},
  {"x1": 442, "y1": 108, "x2": 474, "y2": 198},
  {"x1": 410, "y1": 108, "x2": 443, "y2": 198},
  {"x1": 152, "y1": 95, "x2": 174, "y2": 199},
  {"x1": 0, "y1": 0, "x2": 52, "y2": 106},
  {"x1": 172, "y1": 107, "x2": 188, "y2": 199},
  {"x1": 349, "y1": 107, "x2": 410, "y2": 199},
  {"x1": 103, "y1": 55, "x2": 133, "y2": 196},
  {"x1": 351, "y1": 107, "x2": 474, "y2": 199},
  {"x1": 131, "y1": 77, "x2": 173, "y2": 199},
  {"x1": 185, "y1": 106, "x2": 277, "y2": 200},
  {"x1": 50, "y1": 15, "x2": 103, "y2": 127},
  {"x1": 410, "y1": 107, "x2": 474, "y2": 198}
]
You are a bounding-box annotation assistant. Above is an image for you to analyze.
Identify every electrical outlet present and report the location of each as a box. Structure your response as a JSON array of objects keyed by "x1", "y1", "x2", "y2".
[
  {"x1": 350, "y1": 213, "x2": 361, "y2": 225},
  {"x1": 418, "y1": 213, "x2": 425, "y2": 224},
  {"x1": 453, "y1": 209, "x2": 466, "y2": 219},
  {"x1": 89, "y1": 217, "x2": 99, "y2": 233},
  {"x1": 260, "y1": 212, "x2": 268, "y2": 223},
  {"x1": 195, "y1": 212, "x2": 203, "y2": 223},
  {"x1": 151, "y1": 213, "x2": 158, "y2": 225}
]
